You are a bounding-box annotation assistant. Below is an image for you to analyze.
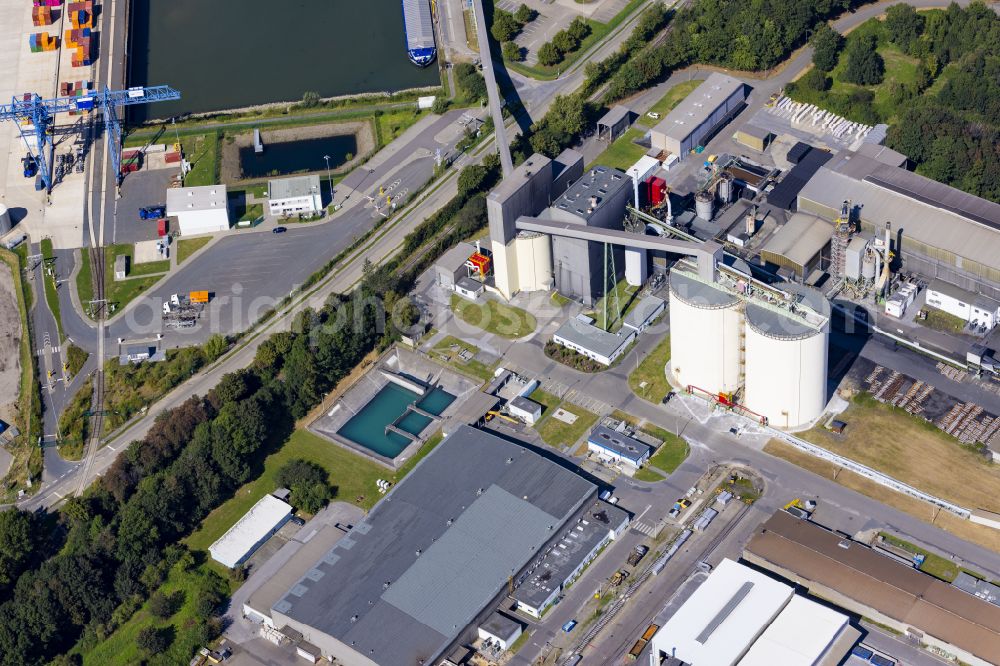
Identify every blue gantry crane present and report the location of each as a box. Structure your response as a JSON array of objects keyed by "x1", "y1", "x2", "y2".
[{"x1": 0, "y1": 85, "x2": 181, "y2": 193}]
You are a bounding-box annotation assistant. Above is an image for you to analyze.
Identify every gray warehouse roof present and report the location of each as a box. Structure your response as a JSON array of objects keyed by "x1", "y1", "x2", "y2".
[
  {"x1": 651, "y1": 73, "x2": 745, "y2": 143},
  {"x1": 272, "y1": 425, "x2": 596, "y2": 666},
  {"x1": 759, "y1": 213, "x2": 833, "y2": 271},
  {"x1": 622, "y1": 295, "x2": 665, "y2": 330},
  {"x1": 480, "y1": 612, "x2": 523, "y2": 642},
  {"x1": 929, "y1": 279, "x2": 1000, "y2": 311},
  {"x1": 268, "y1": 174, "x2": 321, "y2": 201},
  {"x1": 797, "y1": 150, "x2": 1000, "y2": 270},
  {"x1": 435, "y1": 242, "x2": 477, "y2": 274},
  {"x1": 550, "y1": 165, "x2": 631, "y2": 222}
]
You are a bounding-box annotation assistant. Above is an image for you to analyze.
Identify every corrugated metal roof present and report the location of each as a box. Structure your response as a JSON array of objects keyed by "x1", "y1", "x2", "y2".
[
  {"x1": 651, "y1": 73, "x2": 745, "y2": 144},
  {"x1": 622, "y1": 295, "x2": 665, "y2": 330},
  {"x1": 272, "y1": 425, "x2": 596, "y2": 666},
  {"x1": 798, "y1": 152, "x2": 1000, "y2": 270},
  {"x1": 209, "y1": 495, "x2": 291, "y2": 568},
  {"x1": 402, "y1": 0, "x2": 435, "y2": 51},
  {"x1": 760, "y1": 213, "x2": 832, "y2": 271},
  {"x1": 745, "y1": 511, "x2": 1000, "y2": 664},
  {"x1": 737, "y1": 595, "x2": 849, "y2": 666}
]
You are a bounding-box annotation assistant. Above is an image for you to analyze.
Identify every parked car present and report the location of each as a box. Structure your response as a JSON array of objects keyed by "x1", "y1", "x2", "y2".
[
  {"x1": 647, "y1": 111, "x2": 661, "y2": 119},
  {"x1": 562, "y1": 619, "x2": 577, "y2": 633},
  {"x1": 272, "y1": 226, "x2": 287, "y2": 234}
]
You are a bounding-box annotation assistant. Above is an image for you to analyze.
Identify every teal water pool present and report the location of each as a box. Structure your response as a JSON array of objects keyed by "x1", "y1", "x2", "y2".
[{"x1": 337, "y1": 383, "x2": 455, "y2": 458}]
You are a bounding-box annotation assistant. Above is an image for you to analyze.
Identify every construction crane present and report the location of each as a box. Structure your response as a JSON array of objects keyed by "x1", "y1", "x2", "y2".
[{"x1": 0, "y1": 85, "x2": 181, "y2": 193}]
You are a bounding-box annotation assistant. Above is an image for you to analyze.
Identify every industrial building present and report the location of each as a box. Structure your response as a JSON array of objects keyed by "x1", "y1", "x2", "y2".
[
  {"x1": 511, "y1": 499, "x2": 629, "y2": 617},
  {"x1": 648, "y1": 558, "x2": 858, "y2": 666},
  {"x1": 797, "y1": 147, "x2": 1000, "y2": 300},
  {"x1": 759, "y1": 213, "x2": 833, "y2": 279},
  {"x1": 925, "y1": 279, "x2": 1000, "y2": 332},
  {"x1": 586, "y1": 424, "x2": 653, "y2": 471},
  {"x1": 744, "y1": 511, "x2": 1000, "y2": 666},
  {"x1": 208, "y1": 494, "x2": 292, "y2": 569},
  {"x1": 166, "y1": 184, "x2": 230, "y2": 235},
  {"x1": 649, "y1": 73, "x2": 747, "y2": 159},
  {"x1": 552, "y1": 316, "x2": 635, "y2": 366},
  {"x1": 477, "y1": 612, "x2": 523, "y2": 651},
  {"x1": 434, "y1": 241, "x2": 488, "y2": 300},
  {"x1": 257, "y1": 425, "x2": 616, "y2": 666},
  {"x1": 622, "y1": 295, "x2": 666, "y2": 333},
  {"x1": 268, "y1": 174, "x2": 322, "y2": 217},
  {"x1": 669, "y1": 261, "x2": 830, "y2": 428}
]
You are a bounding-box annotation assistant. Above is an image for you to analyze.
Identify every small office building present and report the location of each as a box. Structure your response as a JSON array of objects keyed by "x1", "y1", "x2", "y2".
[
  {"x1": 114, "y1": 254, "x2": 128, "y2": 279},
  {"x1": 621, "y1": 295, "x2": 665, "y2": 333},
  {"x1": 587, "y1": 424, "x2": 653, "y2": 471},
  {"x1": 925, "y1": 279, "x2": 1000, "y2": 331},
  {"x1": 508, "y1": 396, "x2": 542, "y2": 425},
  {"x1": 166, "y1": 185, "x2": 230, "y2": 235},
  {"x1": 268, "y1": 175, "x2": 323, "y2": 217},
  {"x1": 552, "y1": 316, "x2": 635, "y2": 366},
  {"x1": 477, "y1": 612, "x2": 524, "y2": 651}
]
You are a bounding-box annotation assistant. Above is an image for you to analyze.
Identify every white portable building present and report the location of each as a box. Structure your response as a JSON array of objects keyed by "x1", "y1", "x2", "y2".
[{"x1": 208, "y1": 494, "x2": 292, "y2": 568}]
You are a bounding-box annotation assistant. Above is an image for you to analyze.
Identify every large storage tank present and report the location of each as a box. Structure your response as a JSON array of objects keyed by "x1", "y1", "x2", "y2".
[
  {"x1": 717, "y1": 172, "x2": 734, "y2": 205},
  {"x1": 742, "y1": 286, "x2": 829, "y2": 429},
  {"x1": 515, "y1": 232, "x2": 553, "y2": 292},
  {"x1": 669, "y1": 270, "x2": 742, "y2": 396},
  {"x1": 0, "y1": 204, "x2": 11, "y2": 235}
]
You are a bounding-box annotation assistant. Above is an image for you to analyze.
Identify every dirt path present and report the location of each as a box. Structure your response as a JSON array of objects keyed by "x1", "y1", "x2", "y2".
[{"x1": 220, "y1": 120, "x2": 376, "y2": 184}]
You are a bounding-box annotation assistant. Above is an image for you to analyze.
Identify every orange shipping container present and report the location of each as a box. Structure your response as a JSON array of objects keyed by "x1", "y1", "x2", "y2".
[{"x1": 189, "y1": 291, "x2": 209, "y2": 304}]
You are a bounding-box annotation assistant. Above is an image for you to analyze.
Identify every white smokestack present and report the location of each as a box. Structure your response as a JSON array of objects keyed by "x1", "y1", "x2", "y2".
[{"x1": 631, "y1": 168, "x2": 640, "y2": 208}]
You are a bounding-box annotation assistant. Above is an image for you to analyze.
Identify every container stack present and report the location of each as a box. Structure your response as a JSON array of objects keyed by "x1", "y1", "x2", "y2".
[
  {"x1": 67, "y1": 1, "x2": 93, "y2": 29},
  {"x1": 31, "y1": 5, "x2": 54, "y2": 26},
  {"x1": 120, "y1": 149, "x2": 142, "y2": 175},
  {"x1": 33, "y1": 0, "x2": 62, "y2": 6},
  {"x1": 61, "y1": 80, "x2": 93, "y2": 115},
  {"x1": 28, "y1": 32, "x2": 58, "y2": 53},
  {"x1": 64, "y1": 27, "x2": 93, "y2": 67}
]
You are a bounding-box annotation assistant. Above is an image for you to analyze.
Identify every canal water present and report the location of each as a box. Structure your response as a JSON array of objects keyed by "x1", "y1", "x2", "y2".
[
  {"x1": 238, "y1": 135, "x2": 357, "y2": 179},
  {"x1": 128, "y1": 0, "x2": 440, "y2": 122}
]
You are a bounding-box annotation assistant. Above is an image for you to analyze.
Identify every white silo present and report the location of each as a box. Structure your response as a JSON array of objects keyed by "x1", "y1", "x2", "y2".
[
  {"x1": 515, "y1": 232, "x2": 553, "y2": 292},
  {"x1": 742, "y1": 285, "x2": 830, "y2": 429},
  {"x1": 0, "y1": 204, "x2": 11, "y2": 236},
  {"x1": 669, "y1": 269, "x2": 742, "y2": 396},
  {"x1": 717, "y1": 172, "x2": 734, "y2": 205},
  {"x1": 625, "y1": 247, "x2": 647, "y2": 286}
]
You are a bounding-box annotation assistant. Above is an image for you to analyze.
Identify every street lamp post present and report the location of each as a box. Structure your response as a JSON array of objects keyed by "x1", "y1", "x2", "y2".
[{"x1": 323, "y1": 155, "x2": 333, "y2": 208}]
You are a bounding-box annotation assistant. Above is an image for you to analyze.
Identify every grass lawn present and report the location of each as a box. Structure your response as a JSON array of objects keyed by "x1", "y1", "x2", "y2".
[
  {"x1": 450, "y1": 293, "x2": 537, "y2": 338},
  {"x1": 611, "y1": 409, "x2": 688, "y2": 476},
  {"x1": 376, "y1": 109, "x2": 426, "y2": 147},
  {"x1": 628, "y1": 334, "x2": 670, "y2": 401},
  {"x1": 919, "y1": 308, "x2": 967, "y2": 335},
  {"x1": 65, "y1": 344, "x2": 89, "y2": 377},
  {"x1": 589, "y1": 127, "x2": 647, "y2": 171},
  {"x1": 430, "y1": 335, "x2": 496, "y2": 382},
  {"x1": 529, "y1": 388, "x2": 562, "y2": 418},
  {"x1": 238, "y1": 202, "x2": 264, "y2": 223},
  {"x1": 39, "y1": 239, "x2": 64, "y2": 341},
  {"x1": 176, "y1": 236, "x2": 213, "y2": 264},
  {"x1": 586, "y1": 278, "x2": 639, "y2": 331},
  {"x1": 189, "y1": 429, "x2": 392, "y2": 552},
  {"x1": 796, "y1": 393, "x2": 1000, "y2": 512},
  {"x1": 536, "y1": 401, "x2": 599, "y2": 449},
  {"x1": 633, "y1": 467, "x2": 665, "y2": 482},
  {"x1": 463, "y1": 8, "x2": 478, "y2": 51},
  {"x1": 180, "y1": 132, "x2": 219, "y2": 187},
  {"x1": 646, "y1": 79, "x2": 704, "y2": 118},
  {"x1": 764, "y1": 437, "x2": 1000, "y2": 555},
  {"x1": 76, "y1": 247, "x2": 94, "y2": 308},
  {"x1": 104, "y1": 244, "x2": 168, "y2": 315},
  {"x1": 74, "y1": 559, "x2": 228, "y2": 666}
]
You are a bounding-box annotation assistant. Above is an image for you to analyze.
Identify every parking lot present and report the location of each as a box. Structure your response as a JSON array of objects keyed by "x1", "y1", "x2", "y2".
[{"x1": 111, "y1": 166, "x2": 179, "y2": 245}]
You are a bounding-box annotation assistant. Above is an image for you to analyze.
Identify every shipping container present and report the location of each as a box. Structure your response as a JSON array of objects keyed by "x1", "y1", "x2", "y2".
[
  {"x1": 157, "y1": 219, "x2": 168, "y2": 237},
  {"x1": 189, "y1": 291, "x2": 209, "y2": 304}
]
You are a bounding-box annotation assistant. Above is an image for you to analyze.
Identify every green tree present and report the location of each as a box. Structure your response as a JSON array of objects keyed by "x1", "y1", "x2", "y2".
[
  {"x1": 491, "y1": 10, "x2": 521, "y2": 42},
  {"x1": 276, "y1": 459, "x2": 332, "y2": 514},
  {"x1": 884, "y1": 4, "x2": 925, "y2": 54},
  {"x1": 811, "y1": 22, "x2": 843, "y2": 72},
  {"x1": 301, "y1": 91, "x2": 320, "y2": 108},
  {"x1": 514, "y1": 3, "x2": 536, "y2": 24},
  {"x1": 567, "y1": 17, "x2": 590, "y2": 42},
  {"x1": 800, "y1": 67, "x2": 831, "y2": 91},
  {"x1": 136, "y1": 626, "x2": 171, "y2": 655},
  {"x1": 148, "y1": 590, "x2": 183, "y2": 620},
  {"x1": 202, "y1": 334, "x2": 228, "y2": 362},
  {"x1": 552, "y1": 30, "x2": 578, "y2": 55},
  {"x1": 538, "y1": 42, "x2": 563, "y2": 66},
  {"x1": 431, "y1": 96, "x2": 449, "y2": 114},
  {"x1": 458, "y1": 164, "x2": 490, "y2": 196},
  {"x1": 0, "y1": 509, "x2": 34, "y2": 591},
  {"x1": 454, "y1": 63, "x2": 486, "y2": 102},
  {"x1": 843, "y1": 33, "x2": 885, "y2": 85},
  {"x1": 502, "y1": 41, "x2": 522, "y2": 62}
]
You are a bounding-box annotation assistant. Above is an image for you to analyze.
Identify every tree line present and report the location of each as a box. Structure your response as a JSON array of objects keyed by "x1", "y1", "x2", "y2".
[{"x1": 0, "y1": 156, "x2": 501, "y2": 665}]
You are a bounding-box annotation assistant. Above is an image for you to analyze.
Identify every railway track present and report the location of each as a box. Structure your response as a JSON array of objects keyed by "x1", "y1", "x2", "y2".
[{"x1": 78, "y1": 245, "x2": 106, "y2": 493}]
